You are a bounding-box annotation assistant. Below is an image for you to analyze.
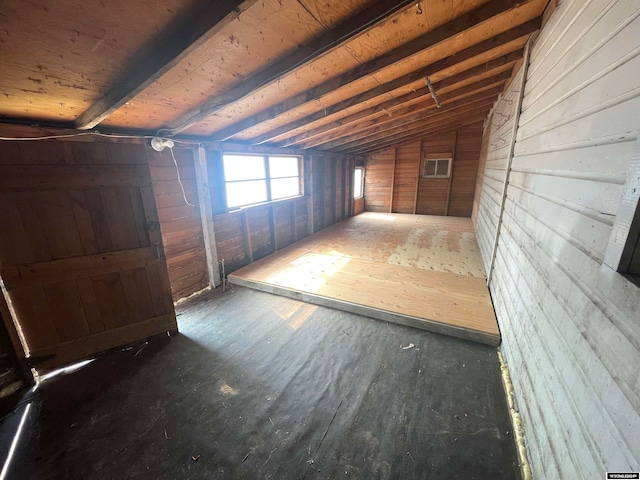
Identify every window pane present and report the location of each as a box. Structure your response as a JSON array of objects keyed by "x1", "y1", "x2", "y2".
[
  {"x1": 223, "y1": 155, "x2": 265, "y2": 181},
  {"x1": 226, "y1": 180, "x2": 267, "y2": 208},
  {"x1": 270, "y1": 177, "x2": 300, "y2": 200},
  {"x1": 269, "y1": 156, "x2": 299, "y2": 178},
  {"x1": 436, "y1": 159, "x2": 449, "y2": 176},
  {"x1": 354, "y1": 168, "x2": 364, "y2": 198},
  {"x1": 424, "y1": 160, "x2": 436, "y2": 176}
]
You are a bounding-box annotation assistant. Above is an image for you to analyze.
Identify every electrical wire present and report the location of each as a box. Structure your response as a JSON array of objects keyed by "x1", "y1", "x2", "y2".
[
  {"x1": 169, "y1": 146, "x2": 199, "y2": 207},
  {"x1": 0, "y1": 130, "x2": 196, "y2": 144},
  {"x1": 0, "y1": 131, "x2": 200, "y2": 208}
]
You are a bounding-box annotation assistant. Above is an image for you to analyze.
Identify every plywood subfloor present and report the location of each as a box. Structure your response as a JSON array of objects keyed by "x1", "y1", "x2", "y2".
[{"x1": 229, "y1": 213, "x2": 499, "y2": 345}]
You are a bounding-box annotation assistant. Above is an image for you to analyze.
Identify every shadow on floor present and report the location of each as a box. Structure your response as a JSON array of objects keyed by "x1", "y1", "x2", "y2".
[{"x1": 0, "y1": 286, "x2": 521, "y2": 480}]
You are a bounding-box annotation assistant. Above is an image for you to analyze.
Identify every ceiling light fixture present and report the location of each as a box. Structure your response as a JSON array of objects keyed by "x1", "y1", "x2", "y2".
[{"x1": 150, "y1": 137, "x2": 175, "y2": 152}]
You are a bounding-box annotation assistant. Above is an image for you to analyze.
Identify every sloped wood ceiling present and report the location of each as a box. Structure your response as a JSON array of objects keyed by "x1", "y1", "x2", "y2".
[{"x1": 0, "y1": 0, "x2": 547, "y2": 154}]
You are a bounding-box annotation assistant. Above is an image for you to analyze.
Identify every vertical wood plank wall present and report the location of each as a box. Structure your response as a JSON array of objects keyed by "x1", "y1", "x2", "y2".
[
  {"x1": 0, "y1": 139, "x2": 176, "y2": 370},
  {"x1": 472, "y1": 0, "x2": 640, "y2": 477},
  {"x1": 211, "y1": 152, "x2": 358, "y2": 275},
  {"x1": 364, "y1": 123, "x2": 483, "y2": 216},
  {"x1": 148, "y1": 148, "x2": 209, "y2": 301}
]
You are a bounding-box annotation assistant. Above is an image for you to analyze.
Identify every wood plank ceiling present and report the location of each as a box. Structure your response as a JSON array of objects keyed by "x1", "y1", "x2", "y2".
[{"x1": 0, "y1": 0, "x2": 548, "y2": 155}]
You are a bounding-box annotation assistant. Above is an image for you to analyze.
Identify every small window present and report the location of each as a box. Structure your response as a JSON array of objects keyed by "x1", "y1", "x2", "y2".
[
  {"x1": 223, "y1": 154, "x2": 302, "y2": 209},
  {"x1": 422, "y1": 156, "x2": 451, "y2": 178},
  {"x1": 354, "y1": 167, "x2": 364, "y2": 199}
]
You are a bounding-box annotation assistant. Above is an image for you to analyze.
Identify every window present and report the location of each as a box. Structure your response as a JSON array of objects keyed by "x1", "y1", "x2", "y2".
[
  {"x1": 223, "y1": 154, "x2": 301, "y2": 209},
  {"x1": 354, "y1": 167, "x2": 364, "y2": 199},
  {"x1": 422, "y1": 156, "x2": 451, "y2": 178}
]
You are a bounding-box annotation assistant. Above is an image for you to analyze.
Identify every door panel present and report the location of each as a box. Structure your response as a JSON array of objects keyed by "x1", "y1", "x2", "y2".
[{"x1": 0, "y1": 139, "x2": 176, "y2": 373}]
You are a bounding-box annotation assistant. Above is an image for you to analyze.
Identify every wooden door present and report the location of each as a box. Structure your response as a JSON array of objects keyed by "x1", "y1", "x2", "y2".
[{"x1": 0, "y1": 139, "x2": 177, "y2": 373}]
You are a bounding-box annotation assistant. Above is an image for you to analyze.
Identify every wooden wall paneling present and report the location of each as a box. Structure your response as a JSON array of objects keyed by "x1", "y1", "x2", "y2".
[
  {"x1": 392, "y1": 142, "x2": 420, "y2": 214},
  {"x1": 416, "y1": 131, "x2": 457, "y2": 215},
  {"x1": 413, "y1": 143, "x2": 422, "y2": 214},
  {"x1": 445, "y1": 131, "x2": 459, "y2": 216},
  {"x1": 207, "y1": 149, "x2": 228, "y2": 215},
  {"x1": 449, "y1": 122, "x2": 484, "y2": 216},
  {"x1": 269, "y1": 206, "x2": 277, "y2": 252},
  {"x1": 0, "y1": 139, "x2": 176, "y2": 372},
  {"x1": 213, "y1": 213, "x2": 248, "y2": 272},
  {"x1": 306, "y1": 155, "x2": 315, "y2": 235},
  {"x1": 345, "y1": 157, "x2": 354, "y2": 217},
  {"x1": 148, "y1": 147, "x2": 209, "y2": 301},
  {"x1": 313, "y1": 156, "x2": 326, "y2": 232},
  {"x1": 194, "y1": 147, "x2": 221, "y2": 287},
  {"x1": 296, "y1": 196, "x2": 310, "y2": 241},
  {"x1": 336, "y1": 157, "x2": 345, "y2": 221},
  {"x1": 389, "y1": 148, "x2": 397, "y2": 213},
  {"x1": 242, "y1": 211, "x2": 254, "y2": 264},
  {"x1": 137, "y1": 180, "x2": 175, "y2": 317},
  {"x1": 247, "y1": 207, "x2": 273, "y2": 260},
  {"x1": 363, "y1": 149, "x2": 394, "y2": 212},
  {"x1": 324, "y1": 158, "x2": 336, "y2": 227},
  {"x1": 473, "y1": 1, "x2": 640, "y2": 477},
  {"x1": 291, "y1": 201, "x2": 298, "y2": 243}
]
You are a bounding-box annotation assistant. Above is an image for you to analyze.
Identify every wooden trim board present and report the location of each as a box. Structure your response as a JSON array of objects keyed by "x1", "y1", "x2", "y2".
[{"x1": 228, "y1": 213, "x2": 499, "y2": 346}]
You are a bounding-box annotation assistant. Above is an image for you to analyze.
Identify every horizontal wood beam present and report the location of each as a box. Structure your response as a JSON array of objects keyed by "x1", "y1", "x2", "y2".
[
  {"x1": 300, "y1": 70, "x2": 513, "y2": 149},
  {"x1": 210, "y1": 0, "x2": 532, "y2": 141},
  {"x1": 335, "y1": 102, "x2": 495, "y2": 153},
  {"x1": 317, "y1": 86, "x2": 503, "y2": 151},
  {"x1": 287, "y1": 60, "x2": 515, "y2": 149},
  {"x1": 250, "y1": 19, "x2": 538, "y2": 146},
  {"x1": 161, "y1": 0, "x2": 418, "y2": 135},
  {"x1": 1, "y1": 247, "x2": 159, "y2": 290},
  {"x1": 341, "y1": 105, "x2": 494, "y2": 154},
  {"x1": 75, "y1": 0, "x2": 258, "y2": 130},
  {"x1": 347, "y1": 114, "x2": 490, "y2": 155}
]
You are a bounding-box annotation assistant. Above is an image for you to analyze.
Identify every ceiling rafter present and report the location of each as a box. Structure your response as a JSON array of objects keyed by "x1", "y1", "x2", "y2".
[
  {"x1": 248, "y1": 20, "x2": 539, "y2": 146},
  {"x1": 295, "y1": 65, "x2": 515, "y2": 149},
  {"x1": 345, "y1": 113, "x2": 491, "y2": 155},
  {"x1": 335, "y1": 106, "x2": 495, "y2": 154},
  {"x1": 333, "y1": 100, "x2": 497, "y2": 153},
  {"x1": 316, "y1": 86, "x2": 504, "y2": 151},
  {"x1": 74, "y1": 0, "x2": 258, "y2": 130},
  {"x1": 301, "y1": 78, "x2": 507, "y2": 150},
  {"x1": 348, "y1": 114, "x2": 489, "y2": 155},
  {"x1": 158, "y1": 0, "x2": 418, "y2": 136},
  {"x1": 206, "y1": 0, "x2": 534, "y2": 142}
]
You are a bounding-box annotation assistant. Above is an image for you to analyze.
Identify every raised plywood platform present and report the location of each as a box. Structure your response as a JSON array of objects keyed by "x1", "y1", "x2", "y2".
[{"x1": 228, "y1": 213, "x2": 499, "y2": 345}]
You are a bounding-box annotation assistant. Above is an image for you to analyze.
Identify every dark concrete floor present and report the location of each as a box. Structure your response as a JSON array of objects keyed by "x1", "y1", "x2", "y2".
[{"x1": 0, "y1": 286, "x2": 521, "y2": 479}]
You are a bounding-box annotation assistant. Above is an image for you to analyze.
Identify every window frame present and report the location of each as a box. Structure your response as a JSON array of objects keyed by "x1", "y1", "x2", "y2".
[
  {"x1": 421, "y1": 154, "x2": 452, "y2": 179},
  {"x1": 353, "y1": 166, "x2": 365, "y2": 199},
  {"x1": 222, "y1": 153, "x2": 303, "y2": 211}
]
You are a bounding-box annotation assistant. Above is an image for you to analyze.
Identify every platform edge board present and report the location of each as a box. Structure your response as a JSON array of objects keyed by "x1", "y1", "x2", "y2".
[{"x1": 228, "y1": 275, "x2": 501, "y2": 346}]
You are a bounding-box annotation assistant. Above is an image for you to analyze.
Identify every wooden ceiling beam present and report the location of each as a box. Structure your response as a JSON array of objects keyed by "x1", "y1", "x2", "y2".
[
  {"x1": 209, "y1": 0, "x2": 534, "y2": 141},
  {"x1": 74, "y1": 0, "x2": 258, "y2": 130},
  {"x1": 250, "y1": 18, "x2": 538, "y2": 146},
  {"x1": 282, "y1": 59, "x2": 515, "y2": 148},
  {"x1": 159, "y1": 0, "x2": 418, "y2": 136},
  {"x1": 350, "y1": 115, "x2": 488, "y2": 155},
  {"x1": 345, "y1": 113, "x2": 490, "y2": 155},
  {"x1": 298, "y1": 70, "x2": 512, "y2": 149},
  {"x1": 333, "y1": 101, "x2": 496, "y2": 153},
  {"x1": 315, "y1": 86, "x2": 503, "y2": 151},
  {"x1": 336, "y1": 107, "x2": 493, "y2": 155}
]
